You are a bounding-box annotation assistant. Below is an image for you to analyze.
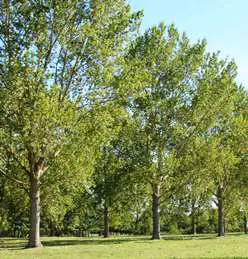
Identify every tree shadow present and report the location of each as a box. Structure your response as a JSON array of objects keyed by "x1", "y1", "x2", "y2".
[
  {"x1": 226, "y1": 232, "x2": 247, "y2": 236},
  {"x1": 161, "y1": 232, "x2": 248, "y2": 241},
  {"x1": 0, "y1": 240, "x2": 27, "y2": 250},
  {"x1": 0, "y1": 233, "x2": 247, "y2": 249},
  {"x1": 162, "y1": 234, "x2": 218, "y2": 241},
  {"x1": 0, "y1": 236, "x2": 149, "y2": 249},
  {"x1": 42, "y1": 237, "x2": 149, "y2": 247}
]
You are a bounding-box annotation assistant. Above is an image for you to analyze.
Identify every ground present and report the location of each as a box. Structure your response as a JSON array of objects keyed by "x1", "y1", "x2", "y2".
[{"x1": 0, "y1": 233, "x2": 247, "y2": 258}]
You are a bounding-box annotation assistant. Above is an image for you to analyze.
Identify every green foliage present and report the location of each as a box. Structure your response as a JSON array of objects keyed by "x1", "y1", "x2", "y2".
[{"x1": 0, "y1": 0, "x2": 247, "y2": 242}]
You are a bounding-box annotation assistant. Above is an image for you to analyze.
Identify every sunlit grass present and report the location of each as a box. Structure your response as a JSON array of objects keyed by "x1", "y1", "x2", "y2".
[{"x1": 0, "y1": 233, "x2": 247, "y2": 258}]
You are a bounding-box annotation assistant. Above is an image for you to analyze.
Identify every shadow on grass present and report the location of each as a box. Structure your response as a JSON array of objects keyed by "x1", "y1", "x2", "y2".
[
  {"x1": 0, "y1": 233, "x2": 247, "y2": 249},
  {"x1": 162, "y1": 234, "x2": 218, "y2": 241},
  {"x1": 0, "y1": 241, "x2": 27, "y2": 250},
  {"x1": 42, "y1": 237, "x2": 149, "y2": 247},
  {"x1": 162, "y1": 232, "x2": 248, "y2": 241},
  {"x1": 0, "y1": 237, "x2": 149, "y2": 249}
]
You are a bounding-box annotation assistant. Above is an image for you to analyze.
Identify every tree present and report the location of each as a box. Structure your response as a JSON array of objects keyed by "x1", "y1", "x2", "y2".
[
  {"x1": 91, "y1": 118, "x2": 147, "y2": 237},
  {"x1": 127, "y1": 23, "x2": 238, "y2": 239},
  {"x1": 0, "y1": 0, "x2": 141, "y2": 247},
  {"x1": 203, "y1": 86, "x2": 247, "y2": 237},
  {"x1": 227, "y1": 87, "x2": 248, "y2": 234}
]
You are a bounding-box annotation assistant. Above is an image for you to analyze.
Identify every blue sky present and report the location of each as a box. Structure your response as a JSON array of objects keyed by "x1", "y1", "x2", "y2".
[{"x1": 128, "y1": 0, "x2": 247, "y2": 87}]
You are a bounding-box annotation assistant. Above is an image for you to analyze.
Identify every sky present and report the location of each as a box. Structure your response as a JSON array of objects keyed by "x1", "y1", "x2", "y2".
[{"x1": 128, "y1": 0, "x2": 247, "y2": 87}]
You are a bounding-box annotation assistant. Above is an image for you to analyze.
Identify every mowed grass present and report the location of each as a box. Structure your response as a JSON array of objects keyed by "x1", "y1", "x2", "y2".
[{"x1": 0, "y1": 233, "x2": 248, "y2": 259}]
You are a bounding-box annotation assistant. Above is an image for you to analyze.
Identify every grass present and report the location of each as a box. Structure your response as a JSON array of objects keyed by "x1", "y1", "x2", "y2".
[{"x1": 0, "y1": 233, "x2": 247, "y2": 258}]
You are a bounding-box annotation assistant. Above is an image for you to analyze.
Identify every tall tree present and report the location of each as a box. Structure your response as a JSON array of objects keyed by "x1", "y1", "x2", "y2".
[
  {"x1": 127, "y1": 23, "x2": 238, "y2": 239},
  {"x1": 208, "y1": 86, "x2": 248, "y2": 236},
  {"x1": 0, "y1": 0, "x2": 141, "y2": 247},
  {"x1": 91, "y1": 118, "x2": 147, "y2": 237}
]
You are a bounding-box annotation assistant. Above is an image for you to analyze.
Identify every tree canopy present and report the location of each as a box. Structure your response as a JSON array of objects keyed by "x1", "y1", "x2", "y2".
[{"x1": 0, "y1": 0, "x2": 247, "y2": 248}]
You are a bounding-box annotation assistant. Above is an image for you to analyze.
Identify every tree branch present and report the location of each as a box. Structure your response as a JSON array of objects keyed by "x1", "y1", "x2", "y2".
[{"x1": 0, "y1": 168, "x2": 29, "y2": 193}]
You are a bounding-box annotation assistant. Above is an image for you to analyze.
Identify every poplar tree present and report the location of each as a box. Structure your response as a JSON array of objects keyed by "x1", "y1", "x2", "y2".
[
  {"x1": 0, "y1": 0, "x2": 141, "y2": 247},
  {"x1": 127, "y1": 23, "x2": 238, "y2": 239}
]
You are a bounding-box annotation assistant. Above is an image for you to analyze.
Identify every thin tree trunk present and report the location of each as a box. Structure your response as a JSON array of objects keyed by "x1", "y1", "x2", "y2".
[
  {"x1": 27, "y1": 174, "x2": 42, "y2": 248},
  {"x1": 191, "y1": 200, "x2": 197, "y2": 235},
  {"x1": 152, "y1": 184, "x2": 160, "y2": 240},
  {"x1": 217, "y1": 186, "x2": 225, "y2": 237},
  {"x1": 103, "y1": 202, "x2": 109, "y2": 238},
  {"x1": 244, "y1": 216, "x2": 247, "y2": 234},
  {"x1": 135, "y1": 210, "x2": 139, "y2": 233},
  {"x1": 49, "y1": 222, "x2": 55, "y2": 237},
  {"x1": 191, "y1": 212, "x2": 197, "y2": 235}
]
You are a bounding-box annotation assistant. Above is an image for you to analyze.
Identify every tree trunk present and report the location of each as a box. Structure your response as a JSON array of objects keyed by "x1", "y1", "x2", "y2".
[
  {"x1": 27, "y1": 174, "x2": 42, "y2": 248},
  {"x1": 217, "y1": 186, "x2": 225, "y2": 237},
  {"x1": 152, "y1": 184, "x2": 160, "y2": 240},
  {"x1": 135, "y1": 210, "x2": 139, "y2": 233},
  {"x1": 103, "y1": 202, "x2": 109, "y2": 238},
  {"x1": 191, "y1": 212, "x2": 197, "y2": 235},
  {"x1": 49, "y1": 222, "x2": 55, "y2": 237},
  {"x1": 244, "y1": 216, "x2": 247, "y2": 234},
  {"x1": 191, "y1": 200, "x2": 197, "y2": 235}
]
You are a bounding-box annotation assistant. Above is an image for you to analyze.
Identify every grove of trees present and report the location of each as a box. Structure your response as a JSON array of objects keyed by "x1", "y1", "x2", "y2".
[{"x1": 0, "y1": 0, "x2": 247, "y2": 248}]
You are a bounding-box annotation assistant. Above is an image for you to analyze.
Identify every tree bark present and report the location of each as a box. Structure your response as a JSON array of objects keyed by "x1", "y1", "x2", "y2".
[
  {"x1": 152, "y1": 184, "x2": 160, "y2": 240},
  {"x1": 191, "y1": 200, "x2": 197, "y2": 235},
  {"x1": 135, "y1": 210, "x2": 139, "y2": 233},
  {"x1": 191, "y1": 212, "x2": 197, "y2": 235},
  {"x1": 217, "y1": 186, "x2": 225, "y2": 237},
  {"x1": 27, "y1": 174, "x2": 42, "y2": 248},
  {"x1": 103, "y1": 202, "x2": 109, "y2": 238},
  {"x1": 244, "y1": 216, "x2": 247, "y2": 234}
]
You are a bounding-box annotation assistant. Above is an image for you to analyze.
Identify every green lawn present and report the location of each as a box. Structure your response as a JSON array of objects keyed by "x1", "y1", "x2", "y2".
[{"x1": 0, "y1": 234, "x2": 247, "y2": 259}]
